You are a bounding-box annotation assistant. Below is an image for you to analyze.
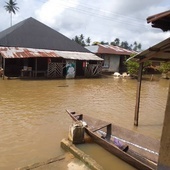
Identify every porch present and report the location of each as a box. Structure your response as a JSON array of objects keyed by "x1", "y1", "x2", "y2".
[{"x1": 0, "y1": 47, "x2": 103, "y2": 79}]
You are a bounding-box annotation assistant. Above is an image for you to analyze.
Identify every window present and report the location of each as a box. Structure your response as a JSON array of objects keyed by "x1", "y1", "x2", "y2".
[{"x1": 101, "y1": 55, "x2": 109, "y2": 68}]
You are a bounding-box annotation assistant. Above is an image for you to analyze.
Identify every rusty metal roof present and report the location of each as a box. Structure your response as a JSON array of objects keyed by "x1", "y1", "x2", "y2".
[
  {"x1": 0, "y1": 47, "x2": 103, "y2": 61},
  {"x1": 98, "y1": 44, "x2": 135, "y2": 55},
  {"x1": 147, "y1": 10, "x2": 170, "y2": 31},
  {"x1": 86, "y1": 44, "x2": 135, "y2": 56}
]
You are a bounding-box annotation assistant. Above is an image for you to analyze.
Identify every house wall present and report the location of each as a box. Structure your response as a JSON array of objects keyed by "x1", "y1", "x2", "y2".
[
  {"x1": 102, "y1": 54, "x2": 120, "y2": 72},
  {"x1": 66, "y1": 60, "x2": 76, "y2": 79}
]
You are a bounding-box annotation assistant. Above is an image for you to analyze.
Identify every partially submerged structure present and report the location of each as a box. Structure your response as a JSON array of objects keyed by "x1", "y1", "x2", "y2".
[
  {"x1": 129, "y1": 37, "x2": 170, "y2": 125},
  {"x1": 0, "y1": 17, "x2": 103, "y2": 79},
  {"x1": 86, "y1": 44, "x2": 135, "y2": 73},
  {"x1": 130, "y1": 10, "x2": 170, "y2": 170}
]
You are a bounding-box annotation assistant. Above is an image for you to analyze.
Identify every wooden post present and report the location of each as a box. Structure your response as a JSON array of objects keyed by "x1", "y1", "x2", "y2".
[
  {"x1": 35, "y1": 58, "x2": 37, "y2": 77},
  {"x1": 134, "y1": 62, "x2": 143, "y2": 126},
  {"x1": 106, "y1": 124, "x2": 112, "y2": 140},
  {"x1": 157, "y1": 82, "x2": 170, "y2": 170},
  {"x1": 2, "y1": 57, "x2": 5, "y2": 80}
]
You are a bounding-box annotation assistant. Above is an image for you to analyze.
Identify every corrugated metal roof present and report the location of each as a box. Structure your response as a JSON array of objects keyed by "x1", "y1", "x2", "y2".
[
  {"x1": 127, "y1": 37, "x2": 170, "y2": 63},
  {"x1": 85, "y1": 46, "x2": 99, "y2": 53},
  {"x1": 0, "y1": 47, "x2": 103, "y2": 61},
  {"x1": 99, "y1": 44, "x2": 135, "y2": 55},
  {"x1": 86, "y1": 44, "x2": 135, "y2": 56},
  {"x1": 56, "y1": 50, "x2": 103, "y2": 60}
]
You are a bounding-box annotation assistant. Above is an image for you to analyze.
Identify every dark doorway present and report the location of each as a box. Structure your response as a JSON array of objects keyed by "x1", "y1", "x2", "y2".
[
  {"x1": 76, "y1": 60, "x2": 85, "y2": 77},
  {"x1": 119, "y1": 56, "x2": 128, "y2": 73}
]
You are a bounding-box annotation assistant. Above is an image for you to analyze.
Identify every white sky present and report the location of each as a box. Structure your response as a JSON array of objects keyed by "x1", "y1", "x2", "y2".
[{"x1": 0, "y1": 0, "x2": 170, "y2": 49}]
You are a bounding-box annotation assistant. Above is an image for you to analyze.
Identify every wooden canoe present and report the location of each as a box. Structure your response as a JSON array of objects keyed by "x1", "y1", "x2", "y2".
[{"x1": 66, "y1": 110, "x2": 159, "y2": 170}]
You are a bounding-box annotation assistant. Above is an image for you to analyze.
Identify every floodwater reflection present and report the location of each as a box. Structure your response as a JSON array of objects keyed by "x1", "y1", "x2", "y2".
[{"x1": 0, "y1": 77, "x2": 168, "y2": 169}]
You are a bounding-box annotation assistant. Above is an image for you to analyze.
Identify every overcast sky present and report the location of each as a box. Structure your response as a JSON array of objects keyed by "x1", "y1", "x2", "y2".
[{"x1": 0, "y1": 0, "x2": 170, "y2": 49}]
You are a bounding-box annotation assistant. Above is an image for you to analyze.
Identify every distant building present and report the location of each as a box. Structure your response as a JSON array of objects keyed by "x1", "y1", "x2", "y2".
[
  {"x1": 86, "y1": 44, "x2": 135, "y2": 73},
  {"x1": 0, "y1": 17, "x2": 103, "y2": 79}
]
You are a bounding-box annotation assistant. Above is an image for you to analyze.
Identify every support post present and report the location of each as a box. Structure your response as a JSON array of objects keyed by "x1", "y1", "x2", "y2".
[
  {"x1": 157, "y1": 82, "x2": 170, "y2": 170},
  {"x1": 2, "y1": 57, "x2": 5, "y2": 80},
  {"x1": 106, "y1": 124, "x2": 112, "y2": 140},
  {"x1": 134, "y1": 62, "x2": 143, "y2": 126},
  {"x1": 35, "y1": 58, "x2": 37, "y2": 77}
]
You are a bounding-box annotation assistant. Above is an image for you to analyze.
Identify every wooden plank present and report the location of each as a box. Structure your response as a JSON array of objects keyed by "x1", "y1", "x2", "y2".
[
  {"x1": 91, "y1": 123, "x2": 111, "y2": 132},
  {"x1": 85, "y1": 64, "x2": 102, "y2": 77},
  {"x1": 47, "y1": 62, "x2": 63, "y2": 78}
]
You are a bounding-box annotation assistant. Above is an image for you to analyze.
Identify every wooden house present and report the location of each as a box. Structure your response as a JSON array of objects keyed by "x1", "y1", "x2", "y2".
[
  {"x1": 86, "y1": 44, "x2": 135, "y2": 74},
  {"x1": 0, "y1": 17, "x2": 103, "y2": 79}
]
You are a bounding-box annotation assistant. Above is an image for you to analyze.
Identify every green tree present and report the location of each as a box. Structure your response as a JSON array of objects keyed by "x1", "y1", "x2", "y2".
[
  {"x1": 110, "y1": 39, "x2": 142, "y2": 51},
  {"x1": 126, "y1": 60, "x2": 139, "y2": 77},
  {"x1": 137, "y1": 43, "x2": 142, "y2": 51},
  {"x1": 133, "y1": 41, "x2": 142, "y2": 51},
  {"x1": 158, "y1": 62, "x2": 170, "y2": 73},
  {"x1": 72, "y1": 34, "x2": 86, "y2": 46},
  {"x1": 100, "y1": 41, "x2": 109, "y2": 45},
  {"x1": 133, "y1": 41, "x2": 138, "y2": 51},
  {"x1": 114, "y1": 38, "x2": 120, "y2": 46},
  {"x1": 92, "y1": 41, "x2": 100, "y2": 45},
  {"x1": 86, "y1": 37, "x2": 91, "y2": 46},
  {"x1": 126, "y1": 54, "x2": 151, "y2": 78},
  {"x1": 80, "y1": 34, "x2": 84, "y2": 41},
  {"x1": 4, "y1": 0, "x2": 19, "y2": 26},
  {"x1": 74, "y1": 36, "x2": 79, "y2": 44},
  {"x1": 120, "y1": 41, "x2": 131, "y2": 50},
  {"x1": 158, "y1": 62, "x2": 170, "y2": 79},
  {"x1": 111, "y1": 38, "x2": 120, "y2": 46}
]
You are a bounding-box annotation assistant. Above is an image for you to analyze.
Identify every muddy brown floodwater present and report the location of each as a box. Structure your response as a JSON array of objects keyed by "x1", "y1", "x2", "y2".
[{"x1": 0, "y1": 76, "x2": 169, "y2": 169}]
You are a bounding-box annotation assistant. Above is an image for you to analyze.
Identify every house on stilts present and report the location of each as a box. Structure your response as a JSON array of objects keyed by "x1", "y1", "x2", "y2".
[{"x1": 0, "y1": 17, "x2": 103, "y2": 79}]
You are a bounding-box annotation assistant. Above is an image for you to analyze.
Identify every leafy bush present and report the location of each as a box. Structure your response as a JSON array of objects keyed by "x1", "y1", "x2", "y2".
[
  {"x1": 126, "y1": 60, "x2": 139, "y2": 77},
  {"x1": 126, "y1": 60, "x2": 151, "y2": 77},
  {"x1": 158, "y1": 62, "x2": 170, "y2": 73}
]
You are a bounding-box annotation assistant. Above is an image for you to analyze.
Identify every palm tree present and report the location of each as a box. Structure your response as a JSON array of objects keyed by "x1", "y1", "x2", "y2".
[{"x1": 4, "y1": 0, "x2": 19, "y2": 26}]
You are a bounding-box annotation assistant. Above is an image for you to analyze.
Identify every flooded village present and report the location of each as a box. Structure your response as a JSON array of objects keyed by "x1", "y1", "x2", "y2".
[{"x1": 0, "y1": 1, "x2": 170, "y2": 170}]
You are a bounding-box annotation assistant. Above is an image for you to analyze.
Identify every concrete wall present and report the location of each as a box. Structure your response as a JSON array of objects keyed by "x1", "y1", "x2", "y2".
[
  {"x1": 102, "y1": 54, "x2": 120, "y2": 72},
  {"x1": 109, "y1": 55, "x2": 120, "y2": 72}
]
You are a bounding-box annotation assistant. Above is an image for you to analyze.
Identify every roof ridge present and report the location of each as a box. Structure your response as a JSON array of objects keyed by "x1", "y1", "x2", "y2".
[
  {"x1": 0, "y1": 17, "x2": 89, "y2": 52},
  {"x1": 0, "y1": 17, "x2": 32, "y2": 39}
]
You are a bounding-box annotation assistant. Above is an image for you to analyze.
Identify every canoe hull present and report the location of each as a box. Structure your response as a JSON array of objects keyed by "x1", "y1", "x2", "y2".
[
  {"x1": 86, "y1": 128, "x2": 155, "y2": 170},
  {"x1": 66, "y1": 110, "x2": 158, "y2": 170}
]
